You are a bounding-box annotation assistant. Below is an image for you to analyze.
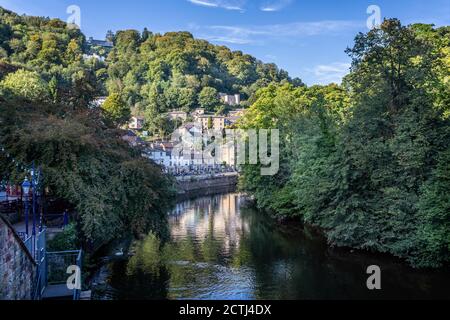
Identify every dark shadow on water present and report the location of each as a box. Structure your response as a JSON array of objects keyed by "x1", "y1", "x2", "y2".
[{"x1": 106, "y1": 260, "x2": 170, "y2": 300}]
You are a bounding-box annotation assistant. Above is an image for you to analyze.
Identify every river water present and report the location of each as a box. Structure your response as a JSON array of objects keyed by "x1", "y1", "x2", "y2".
[{"x1": 93, "y1": 193, "x2": 450, "y2": 300}]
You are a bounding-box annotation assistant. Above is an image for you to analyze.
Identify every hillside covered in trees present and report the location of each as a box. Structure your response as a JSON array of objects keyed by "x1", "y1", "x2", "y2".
[
  {"x1": 0, "y1": 7, "x2": 174, "y2": 246},
  {"x1": 0, "y1": 6, "x2": 299, "y2": 246},
  {"x1": 0, "y1": 7, "x2": 108, "y2": 108},
  {"x1": 238, "y1": 20, "x2": 450, "y2": 268},
  {"x1": 1, "y1": 6, "x2": 449, "y2": 270},
  {"x1": 104, "y1": 29, "x2": 303, "y2": 133}
]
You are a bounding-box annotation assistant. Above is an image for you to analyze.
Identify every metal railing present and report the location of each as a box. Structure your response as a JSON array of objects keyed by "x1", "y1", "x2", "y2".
[
  {"x1": 0, "y1": 199, "x2": 20, "y2": 213},
  {"x1": 46, "y1": 249, "x2": 83, "y2": 300},
  {"x1": 32, "y1": 264, "x2": 47, "y2": 300},
  {"x1": 17, "y1": 232, "x2": 33, "y2": 255},
  {"x1": 73, "y1": 250, "x2": 83, "y2": 300},
  {"x1": 31, "y1": 228, "x2": 47, "y2": 300},
  {"x1": 42, "y1": 212, "x2": 69, "y2": 229}
]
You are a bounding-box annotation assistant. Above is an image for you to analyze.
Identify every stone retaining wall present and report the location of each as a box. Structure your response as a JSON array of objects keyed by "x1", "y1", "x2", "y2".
[
  {"x1": 176, "y1": 174, "x2": 238, "y2": 200},
  {"x1": 0, "y1": 215, "x2": 36, "y2": 300}
]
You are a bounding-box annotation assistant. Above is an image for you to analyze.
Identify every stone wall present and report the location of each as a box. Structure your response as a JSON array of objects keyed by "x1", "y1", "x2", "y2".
[
  {"x1": 0, "y1": 215, "x2": 36, "y2": 300},
  {"x1": 176, "y1": 174, "x2": 238, "y2": 200}
]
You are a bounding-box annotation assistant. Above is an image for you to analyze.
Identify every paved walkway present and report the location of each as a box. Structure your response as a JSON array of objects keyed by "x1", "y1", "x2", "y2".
[
  {"x1": 0, "y1": 192, "x2": 19, "y2": 203},
  {"x1": 42, "y1": 284, "x2": 73, "y2": 300}
]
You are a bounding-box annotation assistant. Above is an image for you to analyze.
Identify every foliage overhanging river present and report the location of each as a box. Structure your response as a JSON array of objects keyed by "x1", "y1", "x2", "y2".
[{"x1": 91, "y1": 193, "x2": 450, "y2": 300}]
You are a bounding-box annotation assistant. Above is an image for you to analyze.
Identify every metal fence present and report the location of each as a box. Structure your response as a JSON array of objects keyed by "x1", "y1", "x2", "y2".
[
  {"x1": 32, "y1": 228, "x2": 47, "y2": 300},
  {"x1": 74, "y1": 250, "x2": 83, "y2": 300},
  {"x1": 42, "y1": 212, "x2": 69, "y2": 229},
  {"x1": 17, "y1": 232, "x2": 33, "y2": 255},
  {"x1": 46, "y1": 249, "x2": 83, "y2": 300}
]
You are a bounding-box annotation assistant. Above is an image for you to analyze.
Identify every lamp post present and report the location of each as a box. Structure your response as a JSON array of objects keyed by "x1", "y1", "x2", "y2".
[
  {"x1": 22, "y1": 178, "x2": 31, "y2": 236},
  {"x1": 30, "y1": 164, "x2": 42, "y2": 236},
  {"x1": 31, "y1": 167, "x2": 36, "y2": 237}
]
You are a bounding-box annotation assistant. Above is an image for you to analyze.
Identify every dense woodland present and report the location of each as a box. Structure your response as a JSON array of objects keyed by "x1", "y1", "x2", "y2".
[
  {"x1": 103, "y1": 28, "x2": 302, "y2": 135},
  {"x1": 0, "y1": 6, "x2": 449, "y2": 268},
  {"x1": 238, "y1": 20, "x2": 450, "y2": 268},
  {"x1": 0, "y1": 7, "x2": 174, "y2": 246}
]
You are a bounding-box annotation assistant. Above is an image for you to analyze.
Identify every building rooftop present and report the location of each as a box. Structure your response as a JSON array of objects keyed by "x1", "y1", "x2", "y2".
[
  {"x1": 197, "y1": 115, "x2": 226, "y2": 119},
  {"x1": 87, "y1": 37, "x2": 113, "y2": 48}
]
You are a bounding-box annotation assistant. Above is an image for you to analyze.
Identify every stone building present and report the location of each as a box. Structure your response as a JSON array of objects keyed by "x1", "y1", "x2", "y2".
[
  {"x1": 197, "y1": 115, "x2": 230, "y2": 131},
  {"x1": 167, "y1": 111, "x2": 188, "y2": 122}
]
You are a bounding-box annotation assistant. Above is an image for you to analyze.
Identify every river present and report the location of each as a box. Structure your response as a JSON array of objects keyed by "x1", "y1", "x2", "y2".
[{"x1": 92, "y1": 193, "x2": 450, "y2": 300}]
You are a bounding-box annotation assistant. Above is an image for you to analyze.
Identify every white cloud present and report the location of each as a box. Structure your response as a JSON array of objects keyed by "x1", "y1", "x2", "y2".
[
  {"x1": 202, "y1": 35, "x2": 252, "y2": 44},
  {"x1": 260, "y1": 0, "x2": 293, "y2": 12},
  {"x1": 192, "y1": 20, "x2": 363, "y2": 45},
  {"x1": 187, "y1": 0, "x2": 246, "y2": 11},
  {"x1": 310, "y1": 62, "x2": 351, "y2": 84},
  {"x1": 188, "y1": 0, "x2": 218, "y2": 7}
]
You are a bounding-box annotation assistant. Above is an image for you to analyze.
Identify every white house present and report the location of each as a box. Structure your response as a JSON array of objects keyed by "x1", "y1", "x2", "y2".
[
  {"x1": 144, "y1": 119, "x2": 237, "y2": 170},
  {"x1": 144, "y1": 143, "x2": 172, "y2": 167},
  {"x1": 91, "y1": 96, "x2": 107, "y2": 108},
  {"x1": 83, "y1": 53, "x2": 106, "y2": 62}
]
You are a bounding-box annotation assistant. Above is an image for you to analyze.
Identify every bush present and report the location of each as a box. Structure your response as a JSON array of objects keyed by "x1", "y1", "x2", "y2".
[
  {"x1": 47, "y1": 223, "x2": 79, "y2": 252},
  {"x1": 0, "y1": 69, "x2": 49, "y2": 101}
]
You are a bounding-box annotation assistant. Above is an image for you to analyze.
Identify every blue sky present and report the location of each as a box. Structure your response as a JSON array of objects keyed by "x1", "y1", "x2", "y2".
[{"x1": 0, "y1": 0, "x2": 449, "y2": 85}]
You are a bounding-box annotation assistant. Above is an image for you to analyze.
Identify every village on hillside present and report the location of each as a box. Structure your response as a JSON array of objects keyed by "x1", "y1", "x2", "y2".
[{"x1": 102, "y1": 93, "x2": 247, "y2": 176}]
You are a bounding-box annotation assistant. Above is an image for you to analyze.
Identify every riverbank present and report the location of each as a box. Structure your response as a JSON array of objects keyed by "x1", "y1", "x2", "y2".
[
  {"x1": 240, "y1": 196, "x2": 450, "y2": 271},
  {"x1": 175, "y1": 173, "x2": 238, "y2": 200}
]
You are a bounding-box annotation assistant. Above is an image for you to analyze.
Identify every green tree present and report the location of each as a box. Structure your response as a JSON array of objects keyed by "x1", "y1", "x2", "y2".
[
  {"x1": 198, "y1": 86, "x2": 219, "y2": 112},
  {"x1": 48, "y1": 75, "x2": 58, "y2": 103},
  {"x1": 37, "y1": 36, "x2": 61, "y2": 66},
  {"x1": 0, "y1": 7, "x2": 175, "y2": 247},
  {"x1": 413, "y1": 147, "x2": 450, "y2": 267},
  {"x1": 0, "y1": 95, "x2": 174, "y2": 246},
  {"x1": 0, "y1": 69, "x2": 49, "y2": 101},
  {"x1": 177, "y1": 87, "x2": 196, "y2": 110},
  {"x1": 323, "y1": 19, "x2": 446, "y2": 258},
  {"x1": 102, "y1": 93, "x2": 131, "y2": 125},
  {"x1": 238, "y1": 20, "x2": 450, "y2": 268},
  {"x1": 145, "y1": 111, "x2": 175, "y2": 138},
  {"x1": 65, "y1": 38, "x2": 82, "y2": 63}
]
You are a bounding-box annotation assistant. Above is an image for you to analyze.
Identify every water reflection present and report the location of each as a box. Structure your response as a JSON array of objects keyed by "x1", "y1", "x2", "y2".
[{"x1": 98, "y1": 193, "x2": 450, "y2": 300}]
